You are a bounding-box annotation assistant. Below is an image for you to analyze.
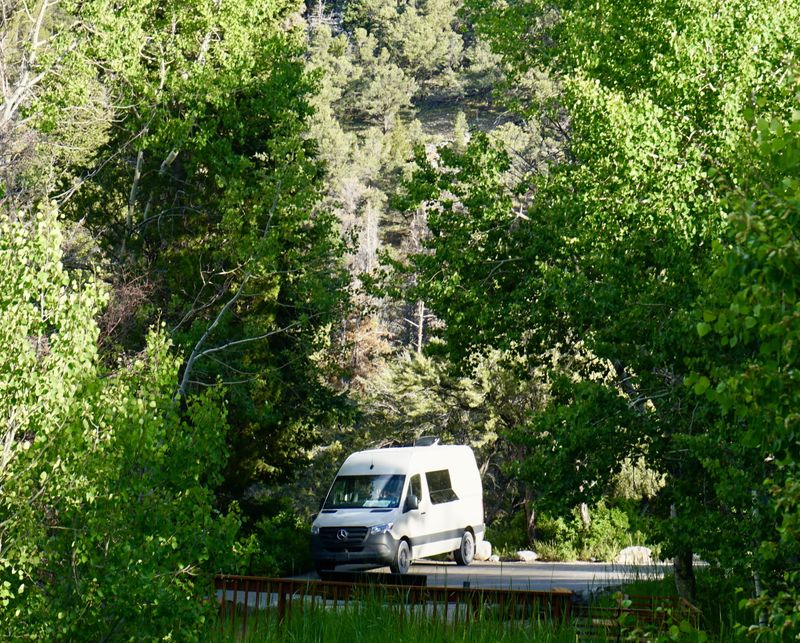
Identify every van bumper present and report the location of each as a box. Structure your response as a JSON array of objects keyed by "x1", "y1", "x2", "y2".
[{"x1": 311, "y1": 532, "x2": 398, "y2": 568}]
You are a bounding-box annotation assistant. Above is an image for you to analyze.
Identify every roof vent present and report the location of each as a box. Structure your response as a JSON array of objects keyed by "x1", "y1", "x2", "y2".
[{"x1": 414, "y1": 436, "x2": 440, "y2": 447}]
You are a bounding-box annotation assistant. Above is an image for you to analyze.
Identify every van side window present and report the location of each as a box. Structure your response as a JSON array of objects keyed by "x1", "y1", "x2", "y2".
[
  {"x1": 409, "y1": 474, "x2": 422, "y2": 501},
  {"x1": 425, "y1": 469, "x2": 459, "y2": 504}
]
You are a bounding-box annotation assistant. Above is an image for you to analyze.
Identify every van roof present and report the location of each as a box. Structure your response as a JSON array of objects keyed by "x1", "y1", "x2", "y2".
[{"x1": 338, "y1": 444, "x2": 475, "y2": 477}]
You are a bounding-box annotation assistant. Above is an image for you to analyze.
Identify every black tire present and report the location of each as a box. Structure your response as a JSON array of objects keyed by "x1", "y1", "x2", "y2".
[
  {"x1": 454, "y1": 530, "x2": 475, "y2": 566},
  {"x1": 390, "y1": 539, "x2": 411, "y2": 574}
]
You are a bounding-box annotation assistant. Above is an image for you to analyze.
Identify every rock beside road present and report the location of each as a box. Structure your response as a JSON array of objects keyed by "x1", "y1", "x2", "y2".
[
  {"x1": 615, "y1": 546, "x2": 653, "y2": 565},
  {"x1": 475, "y1": 540, "x2": 492, "y2": 561},
  {"x1": 517, "y1": 550, "x2": 539, "y2": 563}
]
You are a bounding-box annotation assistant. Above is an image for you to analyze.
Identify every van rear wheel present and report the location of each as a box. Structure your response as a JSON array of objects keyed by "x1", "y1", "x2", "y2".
[
  {"x1": 454, "y1": 530, "x2": 475, "y2": 566},
  {"x1": 390, "y1": 539, "x2": 411, "y2": 574}
]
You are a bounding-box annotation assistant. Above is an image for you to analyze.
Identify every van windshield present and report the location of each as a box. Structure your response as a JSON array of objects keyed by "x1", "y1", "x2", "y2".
[{"x1": 324, "y1": 474, "x2": 406, "y2": 509}]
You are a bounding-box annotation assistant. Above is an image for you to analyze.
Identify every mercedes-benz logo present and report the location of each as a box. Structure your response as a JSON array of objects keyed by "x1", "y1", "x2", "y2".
[{"x1": 336, "y1": 528, "x2": 349, "y2": 541}]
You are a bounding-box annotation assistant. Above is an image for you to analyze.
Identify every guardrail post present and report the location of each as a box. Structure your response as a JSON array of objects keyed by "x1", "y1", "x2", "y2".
[
  {"x1": 277, "y1": 582, "x2": 287, "y2": 625},
  {"x1": 218, "y1": 576, "x2": 226, "y2": 628},
  {"x1": 231, "y1": 578, "x2": 238, "y2": 626},
  {"x1": 242, "y1": 578, "x2": 249, "y2": 633}
]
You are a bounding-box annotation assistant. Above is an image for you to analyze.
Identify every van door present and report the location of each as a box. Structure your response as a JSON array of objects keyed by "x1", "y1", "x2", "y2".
[
  {"x1": 397, "y1": 473, "x2": 430, "y2": 558},
  {"x1": 422, "y1": 468, "x2": 463, "y2": 556}
]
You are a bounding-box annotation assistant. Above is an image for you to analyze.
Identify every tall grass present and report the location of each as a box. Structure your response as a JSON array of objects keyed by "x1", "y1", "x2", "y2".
[
  {"x1": 614, "y1": 567, "x2": 753, "y2": 642},
  {"x1": 206, "y1": 594, "x2": 580, "y2": 643}
]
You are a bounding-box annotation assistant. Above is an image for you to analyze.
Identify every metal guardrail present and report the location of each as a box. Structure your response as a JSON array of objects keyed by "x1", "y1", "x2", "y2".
[
  {"x1": 573, "y1": 593, "x2": 702, "y2": 640},
  {"x1": 215, "y1": 574, "x2": 574, "y2": 631},
  {"x1": 214, "y1": 575, "x2": 701, "y2": 640}
]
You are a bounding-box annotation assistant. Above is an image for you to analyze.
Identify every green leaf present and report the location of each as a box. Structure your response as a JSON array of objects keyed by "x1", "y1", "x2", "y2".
[{"x1": 694, "y1": 376, "x2": 710, "y2": 395}]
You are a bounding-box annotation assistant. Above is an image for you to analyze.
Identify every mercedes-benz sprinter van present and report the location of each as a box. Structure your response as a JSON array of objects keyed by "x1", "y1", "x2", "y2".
[{"x1": 310, "y1": 443, "x2": 484, "y2": 574}]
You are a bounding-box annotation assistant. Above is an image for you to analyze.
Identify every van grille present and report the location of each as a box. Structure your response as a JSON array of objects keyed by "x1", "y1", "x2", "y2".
[{"x1": 319, "y1": 526, "x2": 368, "y2": 549}]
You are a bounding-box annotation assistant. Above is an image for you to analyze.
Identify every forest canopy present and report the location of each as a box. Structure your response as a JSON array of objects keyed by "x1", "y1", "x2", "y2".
[{"x1": 1, "y1": 0, "x2": 799, "y2": 638}]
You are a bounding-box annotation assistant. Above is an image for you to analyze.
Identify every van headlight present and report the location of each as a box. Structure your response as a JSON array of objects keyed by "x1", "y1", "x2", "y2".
[
  {"x1": 311, "y1": 525, "x2": 320, "y2": 535},
  {"x1": 369, "y1": 523, "x2": 393, "y2": 535}
]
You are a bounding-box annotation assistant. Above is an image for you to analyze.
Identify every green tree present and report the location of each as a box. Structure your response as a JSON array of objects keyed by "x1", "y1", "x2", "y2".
[
  {"x1": 0, "y1": 206, "x2": 240, "y2": 640},
  {"x1": 384, "y1": 0, "x2": 464, "y2": 86},
  {"x1": 342, "y1": 0, "x2": 465, "y2": 95},
  {"x1": 0, "y1": 0, "x2": 111, "y2": 208},
  {"x1": 396, "y1": 0, "x2": 800, "y2": 603},
  {"x1": 339, "y1": 28, "x2": 418, "y2": 132},
  {"x1": 694, "y1": 69, "x2": 800, "y2": 637},
  {"x1": 41, "y1": 0, "x2": 353, "y2": 515}
]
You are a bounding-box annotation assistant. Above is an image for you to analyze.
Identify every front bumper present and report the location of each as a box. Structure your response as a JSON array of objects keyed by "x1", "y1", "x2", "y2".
[{"x1": 311, "y1": 531, "x2": 399, "y2": 568}]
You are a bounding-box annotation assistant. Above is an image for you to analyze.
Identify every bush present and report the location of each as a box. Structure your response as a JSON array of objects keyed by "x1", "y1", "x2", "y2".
[
  {"x1": 574, "y1": 501, "x2": 631, "y2": 561},
  {"x1": 528, "y1": 502, "x2": 649, "y2": 562},
  {"x1": 535, "y1": 512, "x2": 578, "y2": 545},
  {"x1": 249, "y1": 511, "x2": 313, "y2": 576},
  {"x1": 535, "y1": 540, "x2": 579, "y2": 562},
  {"x1": 486, "y1": 511, "x2": 528, "y2": 550}
]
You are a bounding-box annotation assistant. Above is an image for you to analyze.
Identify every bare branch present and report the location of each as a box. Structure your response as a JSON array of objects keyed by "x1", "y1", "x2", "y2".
[
  {"x1": 122, "y1": 147, "x2": 145, "y2": 253},
  {"x1": 175, "y1": 178, "x2": 284, "y2": 398},
  {"x1": 175, "y1": 272, "x2": 252, "y2": 399}
]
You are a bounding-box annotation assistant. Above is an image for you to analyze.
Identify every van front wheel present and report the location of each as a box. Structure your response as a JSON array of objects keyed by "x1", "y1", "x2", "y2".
[
  {"x1": 390, "y1": 539, "x2": 411, "y2": 574},
  {"x1": 454, "y1": 531, "x2": 475, "y2": 566}
]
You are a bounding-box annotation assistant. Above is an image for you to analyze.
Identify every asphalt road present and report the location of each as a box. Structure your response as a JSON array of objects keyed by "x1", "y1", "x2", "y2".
[{"x1": 304, "y1": 560, "x2": 668, "y2": 593}]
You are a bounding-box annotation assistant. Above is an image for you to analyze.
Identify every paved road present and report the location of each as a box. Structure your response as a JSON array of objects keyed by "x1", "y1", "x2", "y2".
[{"x1": 302, "y1": 560, "x2": 668, "y2": 593}]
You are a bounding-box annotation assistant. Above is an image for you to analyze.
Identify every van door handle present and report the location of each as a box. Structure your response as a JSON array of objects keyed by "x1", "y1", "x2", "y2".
[{"x1": 420, "y1": 512, "x2": 427, "y2": 515}]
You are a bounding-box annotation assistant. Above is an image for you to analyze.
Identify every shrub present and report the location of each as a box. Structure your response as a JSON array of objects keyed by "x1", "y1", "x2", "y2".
[
  {"x1": 486, "y1": 511, "x2": 528, "y2": 550},
  {"x1": 529, "y1": 502, "x2": 649, "y2": 562},
  {"x1": 574, "y1": 501, "x2": 631, "y2": 561},
  {"x1": 535, "y1": 540, "x2": 579, "y2": 562},
  {"x1": 535, "y1": 512, "x2": 578, "y2": 545},
  {"x1": 249, "y1": 511, "x2": 313, "y2": 576}
]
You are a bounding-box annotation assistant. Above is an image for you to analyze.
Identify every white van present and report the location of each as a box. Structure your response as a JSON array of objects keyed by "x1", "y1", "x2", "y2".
[{"x1": 310, "y1": 442, "x2": 484, "y2": 574}]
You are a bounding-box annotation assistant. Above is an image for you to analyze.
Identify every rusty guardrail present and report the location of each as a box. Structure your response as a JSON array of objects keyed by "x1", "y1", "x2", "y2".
[
  {"x1": 215, "y1": 575, "x2": 701, "y2": 640},
  {"x1": 215, "y1": 573, "x2": 574, "y2": 631},
  {"x1": 573, "y1": 592, "x2": 702, "y2": 640}
]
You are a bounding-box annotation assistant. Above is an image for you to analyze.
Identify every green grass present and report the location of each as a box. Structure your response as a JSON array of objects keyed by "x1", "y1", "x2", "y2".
[
  {"x1": 207, "y1": 565, "x2": 754, "y2": 642},
  {"x1": 615, "y1": 569, "x2": 752, "y2": 642},
  {"x1": 206, "y1": 596, "x2": 580, "y2": 642}
]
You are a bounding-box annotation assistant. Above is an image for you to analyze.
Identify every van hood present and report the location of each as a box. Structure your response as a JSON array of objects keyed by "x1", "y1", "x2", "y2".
[{"x1": 312, "y1": 508, "x2": 398, "y2": 528}]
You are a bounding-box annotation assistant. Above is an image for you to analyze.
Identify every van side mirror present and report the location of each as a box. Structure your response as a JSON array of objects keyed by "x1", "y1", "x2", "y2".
[{"x1": 404, "y1": 494, "x2": 419, "y2": 512}]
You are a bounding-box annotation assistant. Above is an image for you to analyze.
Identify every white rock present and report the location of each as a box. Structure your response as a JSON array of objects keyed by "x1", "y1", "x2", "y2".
[
  {"x1": 475, "y1": 540, "x2": 492, "y2": 561},
  {"x1": 615, "y1": 546, "x2": 653, "y2": 565},
  {"x1": 489, "y1": 555, "x2": 500, "y2": 562},
  {"x1": 517, "y1": 550, "x2": 539, "y2": 562}
]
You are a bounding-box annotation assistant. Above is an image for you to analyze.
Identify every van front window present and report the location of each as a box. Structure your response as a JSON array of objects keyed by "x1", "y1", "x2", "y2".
[{"x1": 324, "y1": 475, "x2": 406, "y2": 509}]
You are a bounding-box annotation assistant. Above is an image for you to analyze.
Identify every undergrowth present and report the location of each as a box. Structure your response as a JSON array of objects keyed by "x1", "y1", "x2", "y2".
[{"x1": 207, "y1": 596, "x2": 579, "y2": 642}]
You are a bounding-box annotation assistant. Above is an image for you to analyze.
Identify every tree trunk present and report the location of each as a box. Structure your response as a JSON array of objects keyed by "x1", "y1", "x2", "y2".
[
  {"x1": 524, "y1": 487, "x2": 537, "y2": 542},
  {"x1": 579, "y1": 502, "x2": 591, "y2": 528},
  {"x1": 527, "y1": 506, "x2": 536, "y2": 542},
  {"x1": 673, "y1": 548, "x2": 696, "y2": 602},
  {"x1": 670, "y1": 504, "x2": 696, "y2": 601},
  {"x1": 415, "y1": 300, "x2": 425, "y2": 354}
]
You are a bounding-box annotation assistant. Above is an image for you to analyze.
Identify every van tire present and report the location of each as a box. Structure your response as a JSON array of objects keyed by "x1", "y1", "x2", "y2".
[
  {"x1": 454, "y1": 530, "x2": 475, "y2": 566},
  {"x1": 390, "y1": 539, "x2": 411, "y2": 574}
]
